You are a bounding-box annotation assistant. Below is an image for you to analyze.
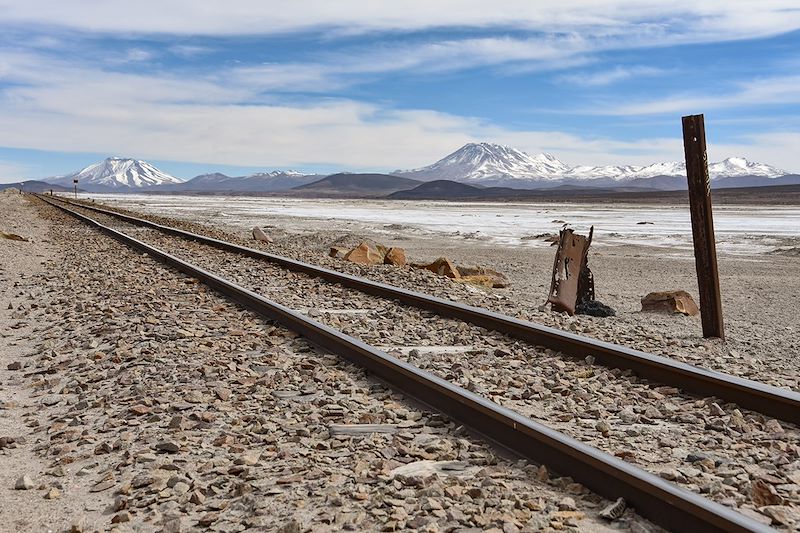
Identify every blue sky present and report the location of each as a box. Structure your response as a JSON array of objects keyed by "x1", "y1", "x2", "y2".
[{"x1": 1, "y1": 1, "x2": 799, "y2": 182}]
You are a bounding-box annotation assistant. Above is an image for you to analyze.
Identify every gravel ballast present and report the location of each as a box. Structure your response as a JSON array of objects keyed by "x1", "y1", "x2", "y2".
[
  {"x1": 0, "y1": 193, "x2": 669, "y2": 530},
  {"x1": 45, "y1": 196, "x2": 800, "y2": 529}
]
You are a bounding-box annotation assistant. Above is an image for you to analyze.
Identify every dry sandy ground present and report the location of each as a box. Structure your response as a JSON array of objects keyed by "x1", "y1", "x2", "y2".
[{"x1": 0, "y1": 189, "x2": 109, "y2": 530}]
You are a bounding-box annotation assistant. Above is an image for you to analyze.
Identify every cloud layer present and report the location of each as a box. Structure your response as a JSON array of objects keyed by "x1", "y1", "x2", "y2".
[{"x1": 0, "y1": 1, "x2": 799, "y2": 177}]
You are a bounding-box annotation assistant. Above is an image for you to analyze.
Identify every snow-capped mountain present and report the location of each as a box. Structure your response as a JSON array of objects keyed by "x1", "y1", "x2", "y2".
[
  {"x1": 46, "y1": 157, "x2": 183, "y2": 192},
  {"x1": 396, "y1": 143, "x2": 571, "y2": 183},
  {"x1": 396, "y1": 143, "x2": 789, "y2": 189}
]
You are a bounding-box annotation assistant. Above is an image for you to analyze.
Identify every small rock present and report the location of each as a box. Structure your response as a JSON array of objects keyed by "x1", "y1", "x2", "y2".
[
  {"x1": 764, "y1": 419, "x2": 783, "y2": 433},
  {"x1": 0, "y1": 231, "x2": 27, "y2": 241},
  {"x1": 384, "y1": 247, "x2": 407, "y2": 267},
  {"x1": 111, "y1": 512, "x2": 131, "y2": 524},
  {"x1": 329, "y1": 247, "x2": 347, "y2": 259},
  {"x1": 599, "y1": 497, "x2": 626, "y2": 520},
  {"x1": 15, "y1": 475, "x2": 35, "y2": 490},
  {"x1": 709, "y1": 402, "x2": 725, "y2": 416},
  {"x1": 162, "y1": 518, "x2": 183, "y2": 533},
  {"x1": 751, "y1": 479, "x2": 783, "y2": 506},
  {"x1": 595, "y1": 420, "x2": 611, "y2": 436},
  {"x1": 252, "y1": 227, "x2": 273, "y2": 243},
  {"x1": 198, "y1": 512, "x2": 220, "y2": 527},
  {"x1": 760, "y1": 505, "x2": 798, "y2": 526},
  {"x1": 558, "y1": 497, "x2": 577, "y2": 511},
  {"x1": 44, "y1": 488, "x2": 61, "y2": 499},
  {"x1": 277, "y1": 519, "x2": 302, "y2": 533},
  {"x1": 6, "y1": 361, "x2": 23, "y2": 371},
  {"x1": 129, "y1": 404, "x2": 151, "y2": 416},
  {"x1": 156, "y1": 441, "x2": 180, "y2": 454},
  {"x1": 91, "y1": 479, "x2": 115, "y2": 492},
  {"x1": 411, "y1": 257, "x2": 460, "y2": 278},
  {"x1": 131, "y1": 473, "x2": 155, "y2": 488}
]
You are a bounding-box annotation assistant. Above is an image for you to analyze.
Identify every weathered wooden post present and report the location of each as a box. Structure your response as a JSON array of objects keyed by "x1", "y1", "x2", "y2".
[{"x1": 682, "y1": 114, "x2": 724, "y2": 339}]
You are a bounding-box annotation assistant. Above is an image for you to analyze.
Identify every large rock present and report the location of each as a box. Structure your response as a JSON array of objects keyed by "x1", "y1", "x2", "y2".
[
  {"x1": 344, "y1": 242, "x2": 384, "y2": 266},
  {"x1": 252, "y1": 227, "x2": 273, "y2": 244},
  {"x1": 384, "y1": 247, "x2": 406, "y2": 266},
  {"x1": 641, "y1": 290, "x2": 699, "y2": 316},
  {"x1": 456, "y1": 265, "x2": 509, "y2": 288},
  {"x1": 411, "y1": 257, "x2": 460, "y2": 278}
]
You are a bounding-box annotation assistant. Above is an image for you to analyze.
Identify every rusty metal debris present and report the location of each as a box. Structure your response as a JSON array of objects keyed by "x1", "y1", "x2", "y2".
[{"x1": 547, "y1": 227, "x2": 594, "y2": 315}]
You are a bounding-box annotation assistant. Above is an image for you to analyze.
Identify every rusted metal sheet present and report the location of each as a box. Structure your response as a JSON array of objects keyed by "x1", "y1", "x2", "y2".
[{"x1": 547, "y1": 227, "x2": 594, "y2": 315}]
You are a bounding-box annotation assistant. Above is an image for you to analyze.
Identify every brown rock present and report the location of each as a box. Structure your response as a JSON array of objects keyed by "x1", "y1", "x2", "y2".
[
  {"x1": 641, "y1": 290, "x2": 699, "y2": 316},
  {"x1": 129, "y1": 404, "x2": 151, "y2": 416},
  {"x1": 198, "y1": 512, "x2": 220, "y2": 527},
  {"x1": 383, "y1": 247, "x2": 406, "y2": 266},
  {"x1": 412, "y1": 257, "x2": 460, "y2": 278},
  {"x1": 252, "y1": 227, "x2": 273, "y2": 243},
  {"x1": 455, "y1": 266, "x2": 509, "y2": 288},
  {"x1": 343, "y1": 242, "x2": 384, "y2": 266},
  {"x1": 329, "y1": 247, "x2": 347, "y2": 259},
  {"x1": 1, "y1": 231, "x2": 28, "y2": 242},
  {"x1": 751, "y1": 479, "x2": 783, "y2": 506},
  {"x1": 111, "y1": 512, "x2": 131, "y2": 524},
  {"x1": 761, "y1": 505, "x2": 799, "y2": 526}
]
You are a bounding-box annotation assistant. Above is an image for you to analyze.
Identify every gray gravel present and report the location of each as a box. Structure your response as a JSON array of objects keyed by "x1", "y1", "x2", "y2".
[
  {"x1": 51, "y1": 197, "x2": 800, "y2": 529},
  {"x1": 0, "y1": 193, "x2": 663, "y2": 531}
]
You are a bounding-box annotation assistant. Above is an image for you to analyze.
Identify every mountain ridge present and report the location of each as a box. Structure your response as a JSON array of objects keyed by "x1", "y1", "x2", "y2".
[
  {"x1": 39, "y1": 146, "x2": 795, "y2": 194},
  {"x1": 395, "y1": 142, "x2": 788, "y2": 188}
]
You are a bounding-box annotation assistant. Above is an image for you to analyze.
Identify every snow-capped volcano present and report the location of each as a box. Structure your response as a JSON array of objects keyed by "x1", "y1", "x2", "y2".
[
  {"x1": 396, "y1": 143, "x2": 788, "y2": 188},
  {"x1": 397, "y1": 142, "x2": 571, "y2": 182},
  {"x1": 46, "y1": 157, "x2": 183, "y2": 191}
]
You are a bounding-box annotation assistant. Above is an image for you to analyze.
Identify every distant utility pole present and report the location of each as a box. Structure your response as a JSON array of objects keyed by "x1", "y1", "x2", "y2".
[{"x1": 682, "y1": 114, "x2": 724, "y2": 339}]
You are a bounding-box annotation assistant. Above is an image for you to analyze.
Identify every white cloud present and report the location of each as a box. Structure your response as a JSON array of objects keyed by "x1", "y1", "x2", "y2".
[
  {"x1": 0, "y1": 54, "x2": 691, "y2": 170},
  {"x1": 1, "y1": 1, "x2": 799, "y2": 42},
  {"x1": 559, "y1": 65, "x2": 668, "y2": 86},
  {"x1": 595, "y1": 75, "x2": 800, "y2": 115},
  {"x1": 0, "y1": 160, "x2": 28, "y2": 183}
]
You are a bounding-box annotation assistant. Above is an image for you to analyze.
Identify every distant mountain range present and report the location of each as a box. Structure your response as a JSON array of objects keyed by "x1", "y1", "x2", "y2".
[
  {"x1": 161, "y1": 170, "x2": 320, "y2": 192},
  {"x1": 394, "y1": 142, "x2": 794, "y2": 190},
  {"x1": 36, "y1": 144, "x2": 799, "y2": 194}
]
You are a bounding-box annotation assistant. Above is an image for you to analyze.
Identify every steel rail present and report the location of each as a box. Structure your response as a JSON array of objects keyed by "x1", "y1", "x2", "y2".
[
  {"x1": 39, "y1": 195, "x2": 800, "y2": 425},
  {"x1": 38, "y1": 195, "x2": 775, "y2": 533}
]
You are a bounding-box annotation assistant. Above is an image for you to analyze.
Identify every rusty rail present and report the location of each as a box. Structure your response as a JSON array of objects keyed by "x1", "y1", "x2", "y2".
[{"x1": 37, "y1": 194, "x2": 800, "y2": 425}]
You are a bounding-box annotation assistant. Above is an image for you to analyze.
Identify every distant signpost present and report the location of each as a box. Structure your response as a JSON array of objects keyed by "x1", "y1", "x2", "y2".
[{"x1": 73, "y1": 178, "x2": 78, "y2": 199}]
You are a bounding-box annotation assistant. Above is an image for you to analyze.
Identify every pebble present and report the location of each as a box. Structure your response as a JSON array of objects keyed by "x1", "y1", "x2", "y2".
[{"x1": 15, "y1": 475, "x2": 35, "y2": 490}]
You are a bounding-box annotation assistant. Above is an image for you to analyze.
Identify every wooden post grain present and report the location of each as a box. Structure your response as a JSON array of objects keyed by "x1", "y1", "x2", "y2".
[{"x1": 682, "y1": 114, "x2": 724, "y2": 339}]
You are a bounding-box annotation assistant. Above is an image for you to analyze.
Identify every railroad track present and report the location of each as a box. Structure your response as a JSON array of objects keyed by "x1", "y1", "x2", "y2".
[
  {"x1": 36, "y1": 193, "x2": 792, "y2": 532},
  {"x1": 39, "y1": 195, "x2": 799, "y2": 423}
]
